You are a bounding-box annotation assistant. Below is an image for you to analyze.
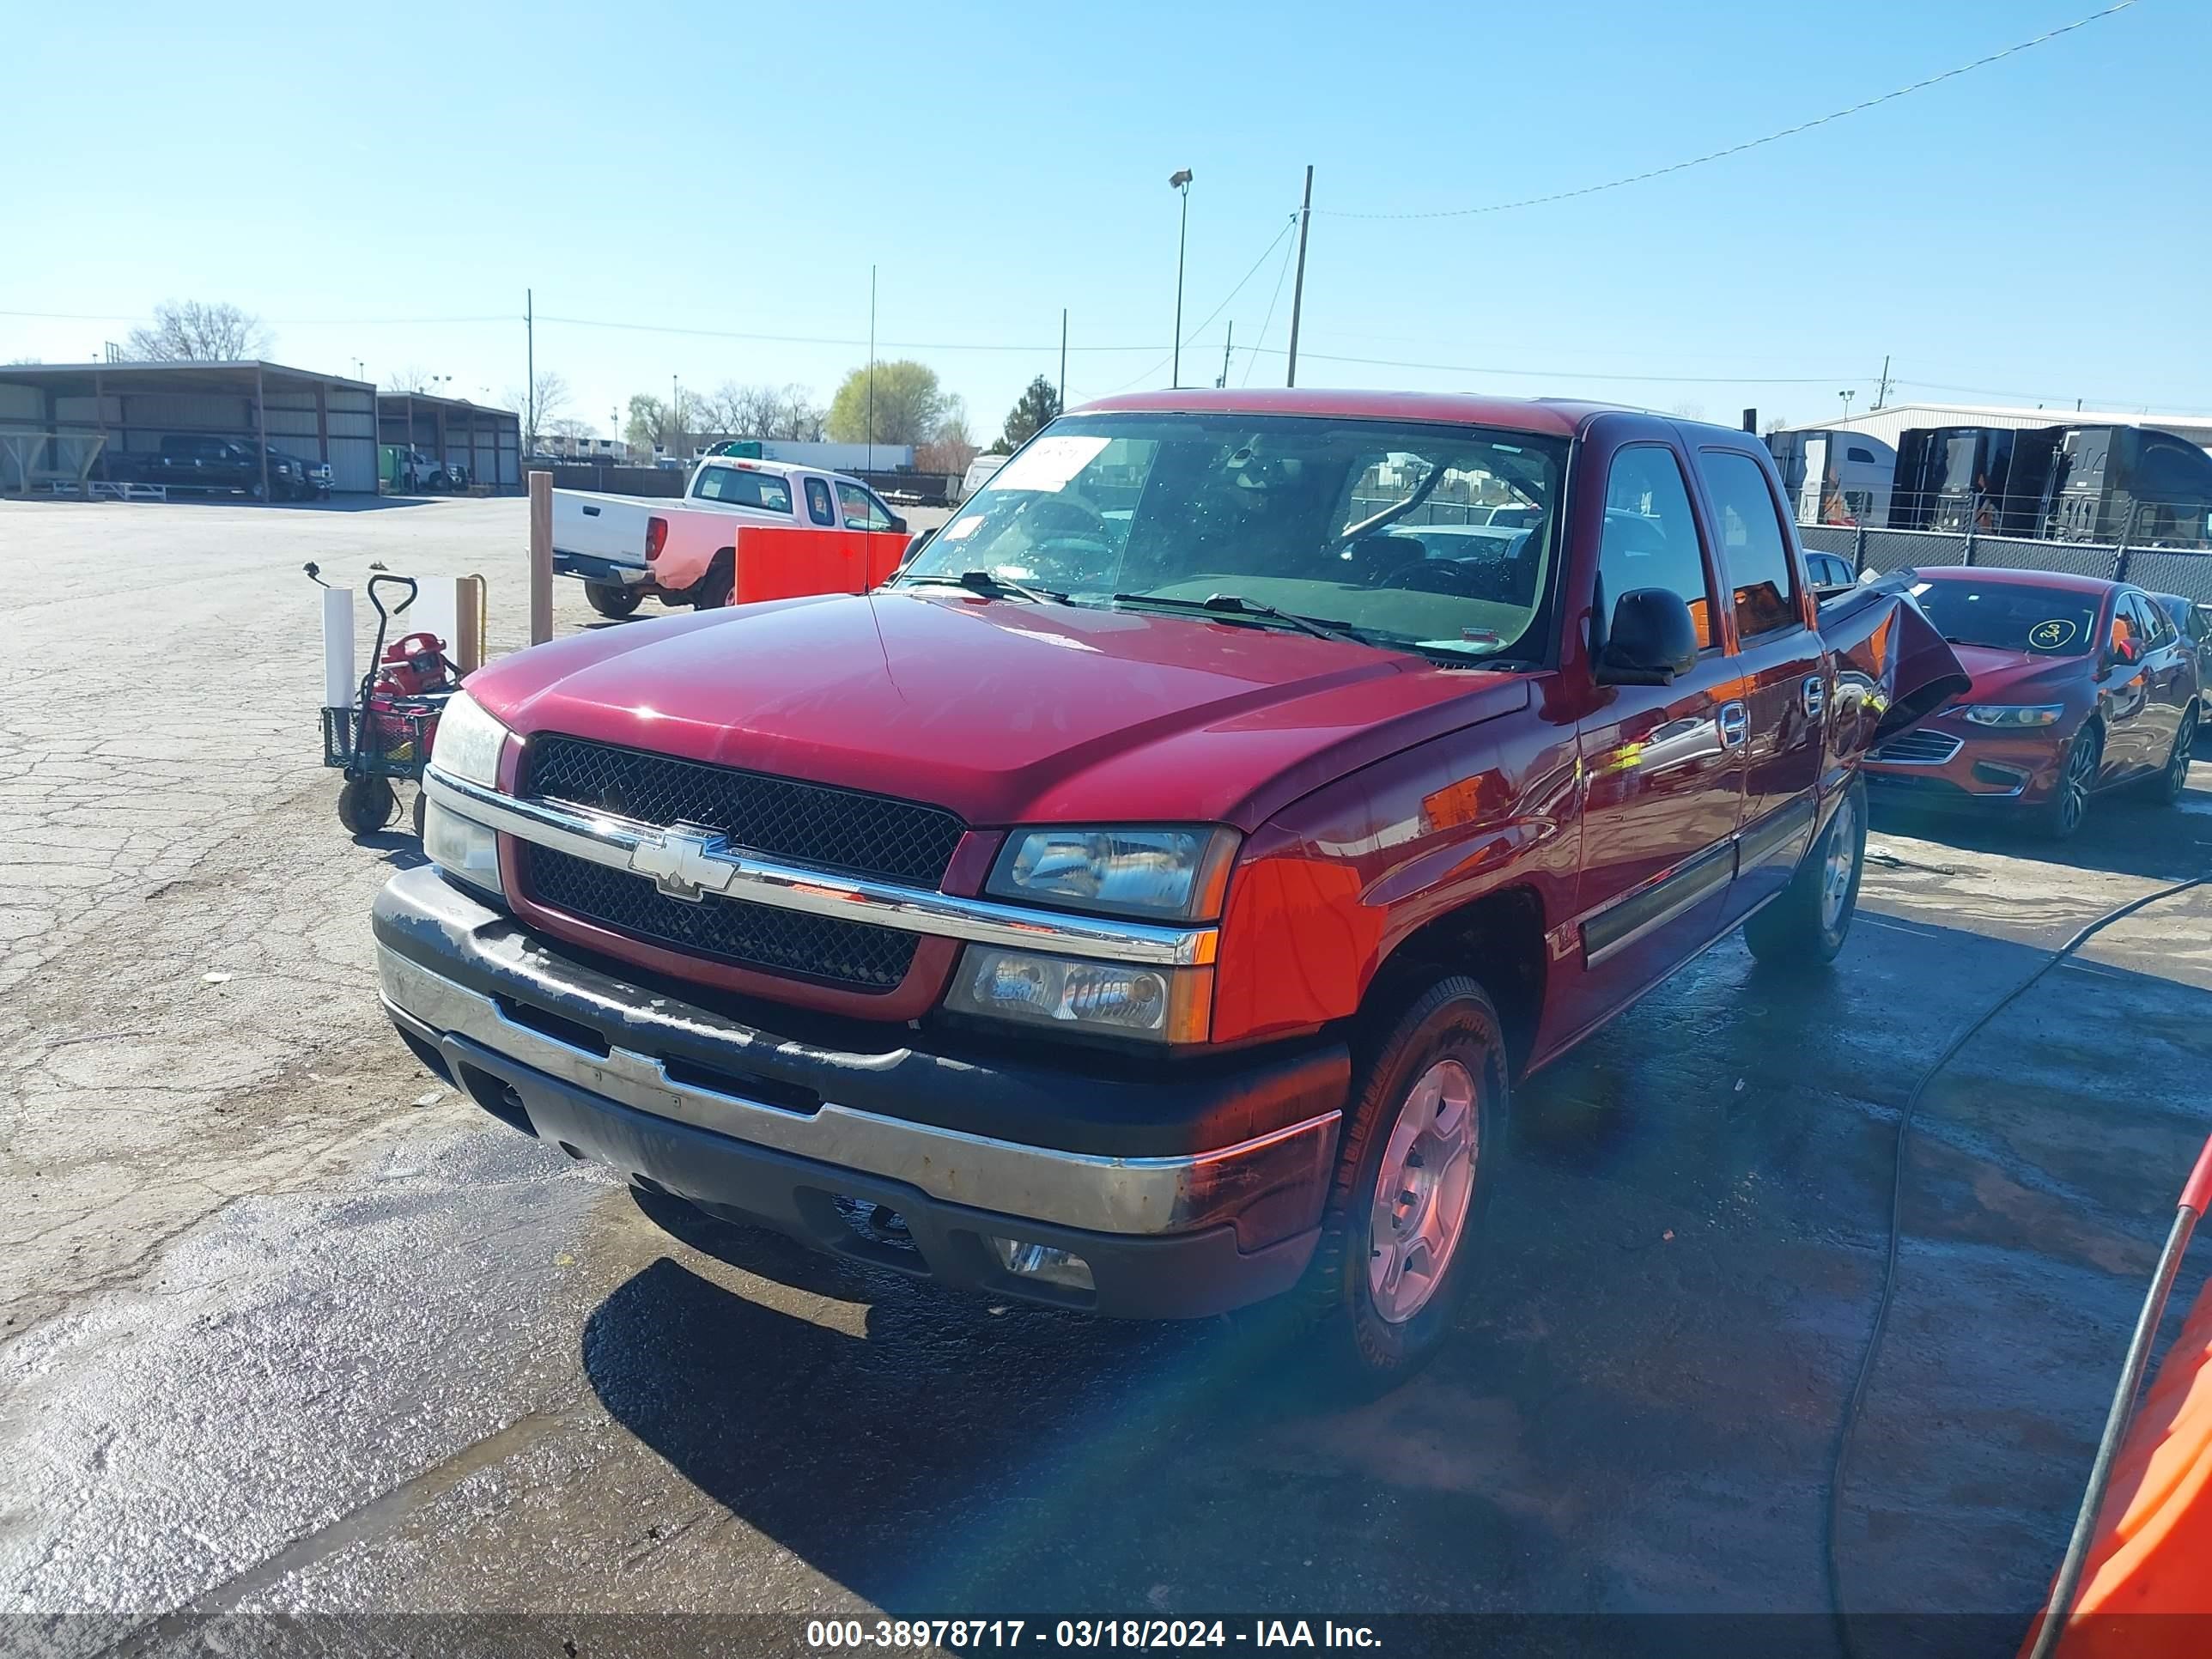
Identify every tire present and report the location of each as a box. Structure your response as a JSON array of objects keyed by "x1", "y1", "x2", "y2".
[
  {"x1": 1745, "y1": 777, "x2": 1866, "y2": 971},
  {"x1": 694, "y1": 550, "x2": 735, "y2": 610},
  {"x1": 1279, "y1": 975, "x2": 1510, "y2": 1391},
  {"x1": 2148, "y1": 703, "x2": 2198, "y2": 805},
  {"x1": 2036, "y1": 724, "x2": 2101, "y2": 840},
  {"x1": 585, "y1": 581, "x2": 643, "y2": 620},
  {"x1": 337, "y1": 776, "x2": 398, "y2": 836}
]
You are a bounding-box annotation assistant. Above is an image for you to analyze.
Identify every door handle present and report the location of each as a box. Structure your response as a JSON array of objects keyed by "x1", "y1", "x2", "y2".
[
  {"x1": 1719, "y1": 702, "x2": 1748, "y2": 747},
  {"x1": 1802, "y1": 676, "x2": 1826, "y2": 720}
]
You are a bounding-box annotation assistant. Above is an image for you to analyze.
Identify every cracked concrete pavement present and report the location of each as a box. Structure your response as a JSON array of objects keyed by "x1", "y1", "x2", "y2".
[{"x1": 2, "y1": 495, "x2": 2209, "y2": 1655}]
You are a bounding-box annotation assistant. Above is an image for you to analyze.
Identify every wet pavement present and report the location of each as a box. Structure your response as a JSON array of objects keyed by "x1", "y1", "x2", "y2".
[{"x1": 3, "y1": 498, "x2": 2209, "y2": 1656}]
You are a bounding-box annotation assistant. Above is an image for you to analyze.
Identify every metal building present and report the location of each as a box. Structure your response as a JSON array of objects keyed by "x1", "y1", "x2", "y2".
[
  {"x1": 0, "y1": 360, "x2": 379, "y2": 495},
  {"x1": 375, "y1": 392, "x2": 521, "y2": 492}
]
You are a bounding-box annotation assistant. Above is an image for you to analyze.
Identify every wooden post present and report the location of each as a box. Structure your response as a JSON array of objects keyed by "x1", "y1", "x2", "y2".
[
  {"x1": 528, "y1": 470, "x2": 553, "y2": 645},
  {"x1": 455, "y1": 574, "x2": 487, "y2": 673}
]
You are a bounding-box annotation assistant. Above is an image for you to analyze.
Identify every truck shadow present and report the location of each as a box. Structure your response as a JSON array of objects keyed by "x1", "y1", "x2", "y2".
[{"x1": 580, "y1": 915, "x2": 2212, "y2": 1623}]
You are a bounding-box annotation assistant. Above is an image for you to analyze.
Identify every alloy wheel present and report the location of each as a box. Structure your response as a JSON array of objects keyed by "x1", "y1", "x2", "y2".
[{"x1": 2059, "y1": 734, "x2": 2097, "y2": 834}]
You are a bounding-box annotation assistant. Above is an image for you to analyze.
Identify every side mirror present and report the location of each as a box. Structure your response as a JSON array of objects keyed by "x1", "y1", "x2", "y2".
[
  {"x1": 886, "y1": 514, "x2": 908, "y2": 535},
  {"x1": 2108, "y1": 635, "x2": 2141, "y2": 667},
  {"x1": 1598, "y1": 587, "x2": 1700, "y2": 687},
  {"x1": 898, "y1": 526, "x2": 935, "y2": 568}
]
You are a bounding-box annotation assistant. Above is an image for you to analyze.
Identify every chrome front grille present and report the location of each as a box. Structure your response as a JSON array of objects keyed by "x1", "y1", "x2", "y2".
[{"x1": 1871, "y1": 729, "x2": 1964, "y2": 765}]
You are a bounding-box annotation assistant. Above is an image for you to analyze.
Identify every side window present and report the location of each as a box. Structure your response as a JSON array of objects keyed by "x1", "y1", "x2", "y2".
[
  {"x1": 1600, "y1": 445, "x2": 1715, "y2": 649},
  {"x1": 1698, "y1": 448, "x2": 1800, "y2": 638},
  {"x1": 1846, "y1": 446, "x2": 1878, "y2": 465},
  {"x1": 804, "y1": 477, "x2": 836, "y2": 526},
  {"x1": 836, "y1": 480, "x2": 890, "y2": 530},
  {"x1": 2133, "y1": 593, "x2": 2175, "y2": 649}
]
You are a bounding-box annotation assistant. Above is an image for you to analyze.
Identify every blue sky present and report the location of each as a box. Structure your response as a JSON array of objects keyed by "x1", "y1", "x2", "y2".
[{"x1": 8, "y1": 0, "x2": 2206, "y2": 437}]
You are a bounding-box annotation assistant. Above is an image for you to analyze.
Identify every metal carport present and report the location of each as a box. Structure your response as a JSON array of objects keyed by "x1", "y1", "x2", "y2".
[
  {"x1": 0, "y1": 359, "x2": 380, "y2": 496},
  {"x1": 375, "y1": 392, "x2": 522, "y2": 493}
]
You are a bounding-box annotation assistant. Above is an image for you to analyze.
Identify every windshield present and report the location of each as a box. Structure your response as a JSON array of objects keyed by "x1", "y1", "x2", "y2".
[
  {"x1": 1910, "y1": 579, "x2": 2100, "y2": 656},
  {"x1": 896, "y1": 414, "x2": 1570, "y2": 665}
]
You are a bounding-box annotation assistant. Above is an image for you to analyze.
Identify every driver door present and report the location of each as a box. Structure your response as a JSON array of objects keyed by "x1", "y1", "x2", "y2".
[{"x1": 1567, "y1": 444, "x2": 1747, "y2": 1031}]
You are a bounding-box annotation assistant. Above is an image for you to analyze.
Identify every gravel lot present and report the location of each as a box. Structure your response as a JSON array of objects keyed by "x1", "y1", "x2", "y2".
[{"x1": 2, "y1": 495, "x2": 2209, "y2": 1654}]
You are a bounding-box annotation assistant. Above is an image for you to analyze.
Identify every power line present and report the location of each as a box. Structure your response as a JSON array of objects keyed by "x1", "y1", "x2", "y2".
[
  {"x1": 1241, "y1": 229, "x2": 1302, "y2": 387},
  {"x1": 1318, "y1": 1, "x2": 2142, "y2": 221},
  {"x1": 1238, "y1": 344, "x2": 1875, "y2": 386},
  {"x1": 1102, "y1": 212, "x2": 1300, "y2": 394}
]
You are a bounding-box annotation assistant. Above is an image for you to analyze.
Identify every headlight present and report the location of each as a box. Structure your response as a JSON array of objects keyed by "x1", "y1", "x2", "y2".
[
  {"x1": 944, "y1": 945, "x2": 1212, "y2": 1045},
  {"x1": 428, "y1": 690, "x2": 511, "y2": 786},
  {"x1": 986, "y1": 825, "x2": 1238, "y2": 921},
  {"x1": 1961, "y1": 704, "x2": 2064, "y2": 729},
  {"x1": 422, "y1": 797, "x2": 502, "y2": 896}
]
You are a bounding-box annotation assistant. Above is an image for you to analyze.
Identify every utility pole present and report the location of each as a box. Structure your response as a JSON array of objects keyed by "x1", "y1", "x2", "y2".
[
  {"x1": 1059, "y1": 308, "x2": 1068, "y2": 415},
  {"x1": 525, "y1": 288, "x2": 534, "y2": 450},
  {"x1": 1169, "y1": 170, "x2": 1194, "y2": 389},
  {"x1": 1218, "y1": 322, "x2": 1234, "y2": 389},
  {"x1": 672, "y1": 374, "x2": 680, "y2": 457},
  {"x1": 866, "y1": 264, "x2": 877, "y2": 474},
  {"x1": 1874, "y1": 354, "x2": 1892, "y2": 410},
  {"x1": 1285, "y1": 166, "x2": 1314, "y2": 388}
]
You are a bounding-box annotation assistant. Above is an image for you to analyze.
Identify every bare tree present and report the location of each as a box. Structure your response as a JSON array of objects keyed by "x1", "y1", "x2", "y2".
[
  {"x1": 503, "y1": 370, "x2": 572, "y2": 449},
  {"x1": 696, "y1": 381, "x2": 824, "y2": 441},
  {"x1": 1668, "y1": 400, "x2": 1706, "y2": 422},
  {"x1": 386, "y1": 365, "x2": 438, "y2": 393},
  {"x1": 125, "y1": 301, "x2": 271, "y2": 362}
]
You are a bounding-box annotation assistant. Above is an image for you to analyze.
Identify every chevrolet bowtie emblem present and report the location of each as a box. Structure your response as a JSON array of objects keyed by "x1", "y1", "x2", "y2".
[{"x1": 629, "y1": 824, "x2": 727, "y2": 902}]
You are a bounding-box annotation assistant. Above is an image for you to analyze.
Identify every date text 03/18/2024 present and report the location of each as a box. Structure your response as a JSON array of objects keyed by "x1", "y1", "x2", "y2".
[{"x1": 804, "y1": 1620, "x2": 1382, "y2": 1650}]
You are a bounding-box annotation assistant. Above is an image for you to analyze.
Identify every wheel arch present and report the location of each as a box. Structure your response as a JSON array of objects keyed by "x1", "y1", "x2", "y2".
[{"x1": 1359, "y1": 884, "x2": 1547, "y2": 1080}]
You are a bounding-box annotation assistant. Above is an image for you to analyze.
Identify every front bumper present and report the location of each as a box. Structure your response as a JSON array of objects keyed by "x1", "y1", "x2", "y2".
[
  {"x1": 554, "y1": 551, "x2": 653, "y2": 588},
  {"x1": 374, "y1": 865, "x2": 1345, "y2": 1317},
  {"x1": 1862, "y1": 723, "x2": 2064, "y2": 811}
]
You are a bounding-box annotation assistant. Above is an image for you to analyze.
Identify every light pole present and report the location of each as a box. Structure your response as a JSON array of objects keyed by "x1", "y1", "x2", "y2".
[
  {"x1": 1169, "y1": 168, "x2": 1194, "y2": 389},
  {"x1": 1838, "y1": 389, "x2": 1856, "y2": 418}
]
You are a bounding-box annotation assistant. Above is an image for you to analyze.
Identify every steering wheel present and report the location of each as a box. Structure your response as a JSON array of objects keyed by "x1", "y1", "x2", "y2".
[
  {"x1": 1021, "y1": 494, "x2": 1114, "y2": 543},
  {"x1": 1371, "y1": 554, "x2": 1485, "y2": 595}
]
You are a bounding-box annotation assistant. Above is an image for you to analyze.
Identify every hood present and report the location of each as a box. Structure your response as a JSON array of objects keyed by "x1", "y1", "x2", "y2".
[
  {"x1": 1943, "y1": 642, "x2": 2087, "y2": 705},
  {"x1": 465, "y1": 592, "x2": 1531, "y2": 828}
]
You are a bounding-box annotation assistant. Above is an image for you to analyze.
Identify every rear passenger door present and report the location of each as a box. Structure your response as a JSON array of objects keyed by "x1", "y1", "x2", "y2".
[{"x1": 1695, "y1": 446, "x2": 1826, "y2": 915}]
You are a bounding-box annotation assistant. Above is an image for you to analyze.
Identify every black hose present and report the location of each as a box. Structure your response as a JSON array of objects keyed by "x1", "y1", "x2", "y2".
[{"x1": 1825, "y1": 872, "x2": 2205, "y2": 1659}]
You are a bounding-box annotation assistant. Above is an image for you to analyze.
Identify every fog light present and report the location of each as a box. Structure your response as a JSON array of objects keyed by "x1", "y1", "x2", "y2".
[
  {"x1": 987, "y1": 1235, "x2": 1095, "y2": 1293},
  {"x1": 423, "y1": 797, "x2": 502, "y2": 896}
]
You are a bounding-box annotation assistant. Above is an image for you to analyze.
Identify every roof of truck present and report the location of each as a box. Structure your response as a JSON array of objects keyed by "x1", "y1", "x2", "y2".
[{"x1": 1073, "y1": 386, "x2": 1622, "y2": 438}]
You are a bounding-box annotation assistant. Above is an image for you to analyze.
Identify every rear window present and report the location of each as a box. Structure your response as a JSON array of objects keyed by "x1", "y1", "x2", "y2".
[{"x1": 693, "y1": 465, "x2": 793, "y2": 514}]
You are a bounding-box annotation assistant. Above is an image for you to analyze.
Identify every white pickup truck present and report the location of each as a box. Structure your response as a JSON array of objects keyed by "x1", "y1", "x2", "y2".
[{"x1": 553, "y1": 456, "x2": 910, "y2": 617}]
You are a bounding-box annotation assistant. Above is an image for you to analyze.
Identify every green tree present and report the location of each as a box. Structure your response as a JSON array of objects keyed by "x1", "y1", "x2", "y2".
[
  {"x1": 623, "y1": 394, "x2": 665, "y2": 455},
  {"x1": 825, "y1": 360, "x2": 945, "y2": 446},
  {"x1": 1000, "y1": 375, "x2": 1062, "y2": 451}
]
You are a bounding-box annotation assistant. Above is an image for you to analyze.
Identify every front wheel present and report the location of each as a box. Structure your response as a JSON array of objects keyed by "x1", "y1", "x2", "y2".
[
  {"x1": 1745, "y1": 778, "x2": 1865, "y2": 971},
  {"x1": 2036, "y1": 725, "x2": 2101, "y2": 840},
  {"x1": 337, "y1": 775, "x2": 398, "y2": 836},
  {"x1": 1282, "y1": 976, "x2": 1509, "y2": 1390},
  {"x1": 585, "y1": 581, "x2": 643, "y2": 619}
]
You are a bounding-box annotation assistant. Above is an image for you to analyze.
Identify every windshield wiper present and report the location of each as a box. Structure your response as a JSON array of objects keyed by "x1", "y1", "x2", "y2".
[
  {"x1": 898, "y1": 569, "x2": 1067, "y2": 603},
  {"x1": 1111, "y1": 591, "x2": 1377, "y2": 647}
]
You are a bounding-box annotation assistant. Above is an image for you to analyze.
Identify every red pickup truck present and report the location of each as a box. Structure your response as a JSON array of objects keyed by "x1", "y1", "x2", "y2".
[{"x1": 378, "y1": 390, "x2": 1963, "y2": 1383}]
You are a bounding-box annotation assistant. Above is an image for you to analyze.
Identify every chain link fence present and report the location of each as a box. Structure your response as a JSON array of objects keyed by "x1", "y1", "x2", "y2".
[{"x1": 1798, "y1": 515, "x2": 2212, "y2": 604}]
